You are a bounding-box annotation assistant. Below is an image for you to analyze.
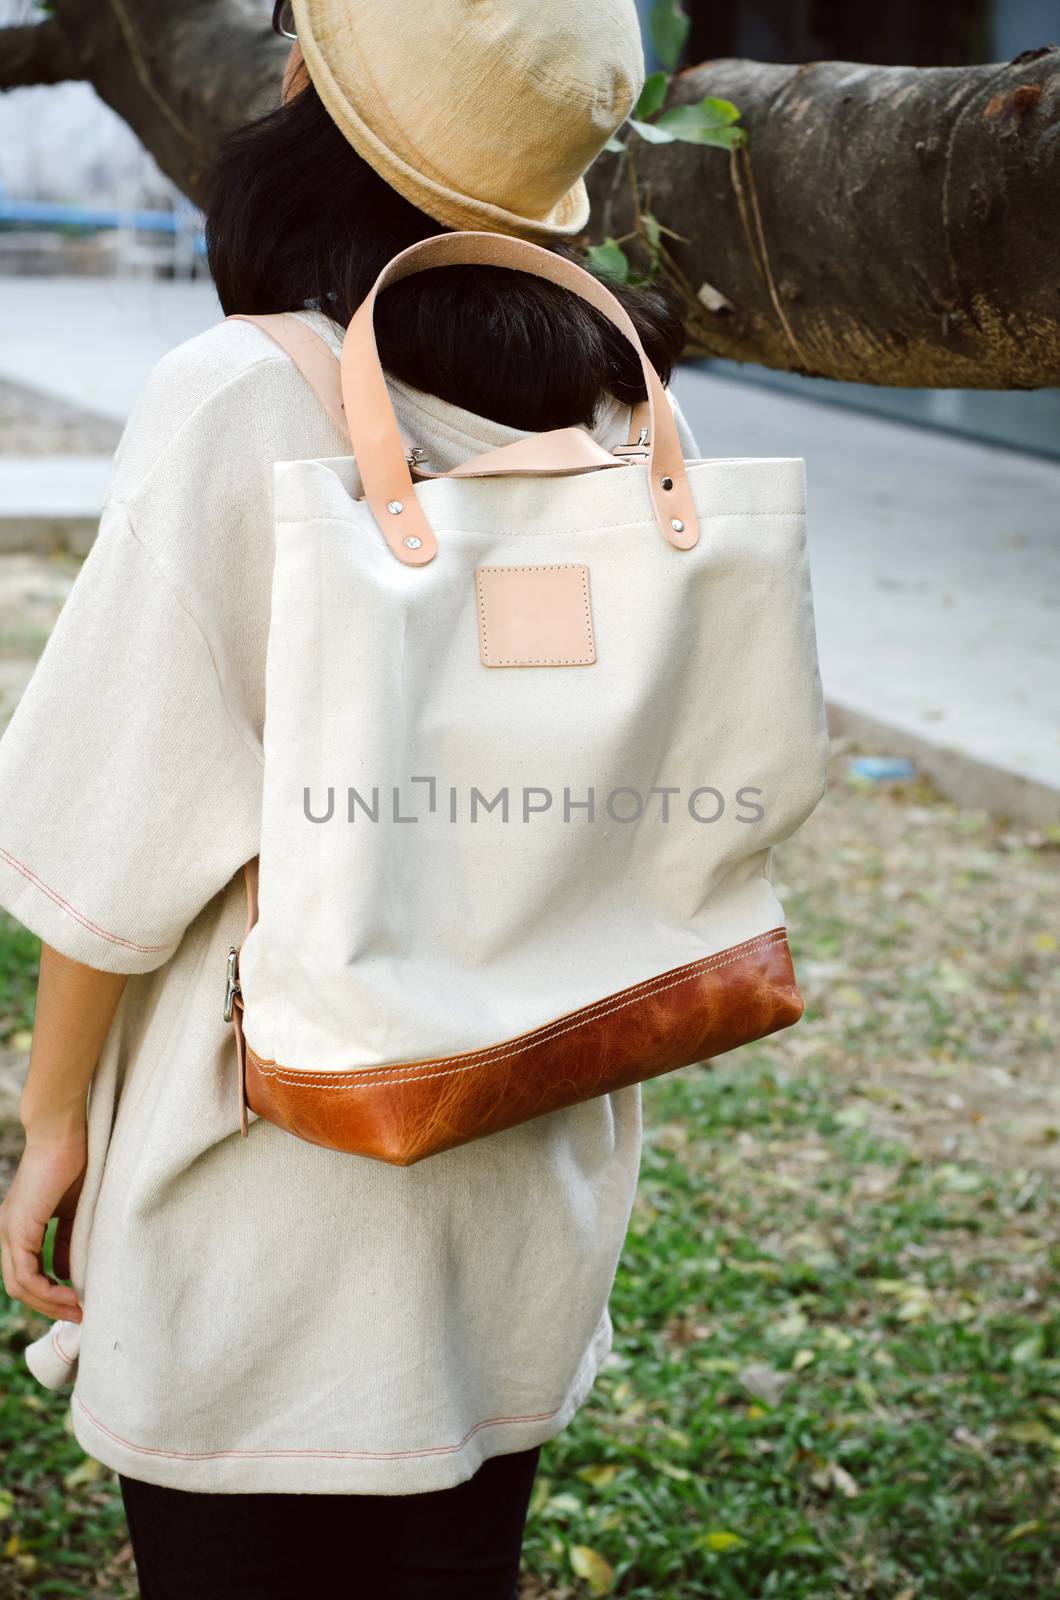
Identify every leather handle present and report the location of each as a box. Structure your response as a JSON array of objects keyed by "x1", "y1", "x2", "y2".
[{"x1": 340, "y1": 231, "x2": 700, "y2": 566}]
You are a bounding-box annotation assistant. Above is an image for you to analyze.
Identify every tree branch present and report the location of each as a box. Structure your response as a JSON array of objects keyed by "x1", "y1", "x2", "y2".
[
  {"x1": 0, "y1": 21, "x2": 84, "y2": 89},
  {"x1": 5, "y1": 0, "x2": 1060, "y2": 388},
  {"x1": 587, "y1": 49, "x2": 1060, "y2": 387}
]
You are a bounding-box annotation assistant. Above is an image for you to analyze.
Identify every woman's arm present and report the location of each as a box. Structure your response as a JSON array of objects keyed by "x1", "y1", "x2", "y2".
[{"x1": 0, "y1": 945, "x2": 127, "y2": 1323}]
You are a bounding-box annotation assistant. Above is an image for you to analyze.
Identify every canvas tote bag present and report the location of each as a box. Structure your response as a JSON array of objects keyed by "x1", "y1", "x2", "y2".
[{"x1": 225, "y1": 230, "x2": 829, "y2": 1166}]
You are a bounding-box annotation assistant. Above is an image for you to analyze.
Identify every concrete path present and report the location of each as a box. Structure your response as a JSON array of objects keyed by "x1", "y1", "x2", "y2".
[
  {"x1": 0, "y1": 454, "x2": 112, "y2": 554},
  {"x1": 0, "y1": 275, "x2": 1056, "y2": 824},
  {"x1": 672, "y1": 368, "x2": 1060, "y2": 825},
  {"x1": 0, "y1": 275, "x2": 219, "y2": 423}
]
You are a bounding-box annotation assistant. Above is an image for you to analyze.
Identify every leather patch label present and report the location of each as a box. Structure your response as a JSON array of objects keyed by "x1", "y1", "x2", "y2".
[{"x1": 475, "y1": 564, "x2": 596, "y2": 668}]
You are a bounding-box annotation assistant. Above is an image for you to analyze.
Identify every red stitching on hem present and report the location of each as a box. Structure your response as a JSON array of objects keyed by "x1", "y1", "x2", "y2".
[
  {"x1": 52, "y1": 1328, "x2": 77, "y2": 1365},
  {"x1": 73, "y1": 1393, "x2": 561, "y2": 1462},
  {"x1": 0, "y1": 846, "x2": 169, "y2": 953}
]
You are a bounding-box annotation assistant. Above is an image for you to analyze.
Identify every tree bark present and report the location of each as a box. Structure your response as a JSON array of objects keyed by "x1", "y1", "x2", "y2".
[
  {"x1": 0, "y1": 20, "x2": 83, "y2": 88},
  {"x1": 587, "y1": 50, "x2": 1060, "y2": 387},
  {"x1": 0, "y1": 0, "x2": 287, "y2": 205},
  {"x1": 2, "y1": 1, "x2": 1058, "y2": 387}
]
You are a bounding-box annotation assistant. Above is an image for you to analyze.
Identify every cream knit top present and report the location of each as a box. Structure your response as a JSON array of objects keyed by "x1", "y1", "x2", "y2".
[{"x1": 0, "y1": 312, "x2": 699, "y2": 1494}]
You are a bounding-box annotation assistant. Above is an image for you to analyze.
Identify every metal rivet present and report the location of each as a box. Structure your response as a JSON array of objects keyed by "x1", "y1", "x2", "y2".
[
  {"x1": 670, "y1": 518, "x2": 685, "y2": 533},
  {"x1": 387, "y1": 500, "x2": 404, "y2": 515},
  {"x1": 403, "y1": 535, "x2": 422, "y2": 550},
  {"x1": 661, "y1": 476, "x2": 674, "y2": 490}
]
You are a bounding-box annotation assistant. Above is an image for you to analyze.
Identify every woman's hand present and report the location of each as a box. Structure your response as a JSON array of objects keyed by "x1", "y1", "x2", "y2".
[
  {"x1": 0, "y1": 941, "x2": 128, "y2": 1324},
  {"x1": 1, "y1": 1127, "x2": 86, "y2": 1322}
]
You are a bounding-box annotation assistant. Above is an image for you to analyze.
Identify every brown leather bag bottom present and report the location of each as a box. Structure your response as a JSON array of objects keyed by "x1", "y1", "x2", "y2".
[{"x1": 242, "y1": 928, "x2": 802, "y2": 1166}]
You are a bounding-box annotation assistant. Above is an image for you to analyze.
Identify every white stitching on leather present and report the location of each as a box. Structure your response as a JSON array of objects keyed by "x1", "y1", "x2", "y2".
[
  {"x1": 251, "y1": 929, "x2": 785, "y2": 1083},
  {"x1": 248, "y1": 930, "x2": 789, "y2": 1092},
  {"x1": 476, "y1": 563, "x2": 595, "y2": 666}
]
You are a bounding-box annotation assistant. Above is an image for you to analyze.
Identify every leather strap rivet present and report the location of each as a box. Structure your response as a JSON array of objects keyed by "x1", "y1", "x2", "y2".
[
  {"x1": 387, "y1": 500, "x2": 404, "y2": 514},
  {"x1": 661, "y1": 476, "x2": 674, "y2": 490},
  {"x1": 671, "y1": 518, "x2": 685, "y2": 533},
  {"x1": 403, "y1": 535, "x2": 423, "y2": 550}
]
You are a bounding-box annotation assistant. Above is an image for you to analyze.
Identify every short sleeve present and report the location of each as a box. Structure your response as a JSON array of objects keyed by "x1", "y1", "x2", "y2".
[{"x1": 0, "y1": 500, "x2": 262, "y2": 974}]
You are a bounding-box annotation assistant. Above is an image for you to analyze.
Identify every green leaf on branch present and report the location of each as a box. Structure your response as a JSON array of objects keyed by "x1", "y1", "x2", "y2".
[
  {"x1": 586, "y1": 239, "x2": 631, "y2": 281},
  {"x1": 634, "y1": 70, "x2": 669, "y2": 121},
  {"x1": 649, "y1": 0, "x2": 690, "y2": 72},
  {"x1": 628, "y1": 117, "x2": 675, "y2": 144},
  {"x1": 654, "y1": 96, "x2": 746, "y2": 148},
  {"x1": 603, "y1": 134, "x2": 627, "y2": 154}
]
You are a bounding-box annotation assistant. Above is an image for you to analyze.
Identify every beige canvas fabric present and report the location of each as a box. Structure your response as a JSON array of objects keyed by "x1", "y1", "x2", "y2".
[
  {"x1": 243, "y1": 425, "x2": 827, "y2": 1089},
  {"x1": 0, "y1": 312, "x2": 705, "y2": 1493}
]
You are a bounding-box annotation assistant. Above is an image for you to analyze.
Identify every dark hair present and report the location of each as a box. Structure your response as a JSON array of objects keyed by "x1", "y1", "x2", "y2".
[{"x1": 205, "y1": 80, "x2": 685, "y2": 433}]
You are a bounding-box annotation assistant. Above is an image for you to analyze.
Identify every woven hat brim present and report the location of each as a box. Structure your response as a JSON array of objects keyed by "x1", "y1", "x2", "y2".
[{"x1": 295, "y1": 19, "x2": 591, "y2": 239}]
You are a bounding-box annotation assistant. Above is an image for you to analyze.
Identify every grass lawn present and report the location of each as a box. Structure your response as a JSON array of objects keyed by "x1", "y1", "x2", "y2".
[
  {"x1": 1, "y1": 760, "x2": 1058, "y2": 1597},
  {"x1": 0, "y1": 915, "x2": 37, "y2": 1045}
]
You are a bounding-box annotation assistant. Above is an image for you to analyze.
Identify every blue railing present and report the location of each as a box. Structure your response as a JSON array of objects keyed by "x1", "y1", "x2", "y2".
[{"x1": 0, "y1": 196, "x2": 184, "y2": 231}]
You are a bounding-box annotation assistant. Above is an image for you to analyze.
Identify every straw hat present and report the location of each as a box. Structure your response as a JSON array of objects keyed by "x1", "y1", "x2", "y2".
[{"x1": 288, "y1": 0, "x2": 645, "y2": 239}]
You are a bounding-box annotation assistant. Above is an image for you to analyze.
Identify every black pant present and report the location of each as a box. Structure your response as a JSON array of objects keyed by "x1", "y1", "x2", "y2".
[{"x1": 119, "y1": 1445, "x2": 541, "y2": 1600}]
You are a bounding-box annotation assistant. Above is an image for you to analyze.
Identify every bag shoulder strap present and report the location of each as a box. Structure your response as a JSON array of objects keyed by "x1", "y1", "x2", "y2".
[
  {"x1": 227, "y1": 312, "x2": 348, "y2": 439},
  {"x1": 227, "y1": 309, "x2": 648, "y2": 483}
]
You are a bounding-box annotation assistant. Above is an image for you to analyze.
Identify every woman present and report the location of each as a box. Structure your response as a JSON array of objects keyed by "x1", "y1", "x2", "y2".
[{"x1": 0, "y1": 0, "x2": 699, "y2": 1594}]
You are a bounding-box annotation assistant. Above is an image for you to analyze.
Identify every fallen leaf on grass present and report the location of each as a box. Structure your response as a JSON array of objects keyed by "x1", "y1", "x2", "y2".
[
  {"x1": 952, "y1": 1426, "x2": 988, "y2": 1454},
  {"x1": 1002, "y1": 1421, "x2": 1057, "y2": 1448},
  {"x1": 820, "y1": 1326, "x2": 855, "y2": 1352},
  {"x1": 569, "y1": 1544, "x2": 615, "y2": 1595},
  {"x1": 576, "y1": 1464, "x2": 619, "y2": 1490},
  {"x1": 739, "y1": 1363, "x2": 790, "y2": 1406},
  {"x1": 1001, "y1": 1520, "x2": 1041, "y2": 1543},
  {"x1": 701, "y1": 1523, "x2": 752, "y2": 1548},
  {"x1": 1011, "y1": 1331, "x2": 1044, "y2": 1365},
  {"x1": 696, "y1": 1530, "x2": 747, "y2": 1553},
  {"x1": 546, "y1": 1492, "x2": 583, "y2": 1517},
  {"x1": 832, "y1": 985, "x2": 865, "y2": 1008},
  {"x1": 528, "y1": 1476, "x2": 552, "y2": 1517},
  {"x1": 874, "y1": 1279, "x2": 934, "y2": 1320},
  {"x1": 63, "y1": 1456, "x2": 103, "y2": 1489},
  {"x1": 812, "y1": 1461, "x2": 860, "y2": 1498}
]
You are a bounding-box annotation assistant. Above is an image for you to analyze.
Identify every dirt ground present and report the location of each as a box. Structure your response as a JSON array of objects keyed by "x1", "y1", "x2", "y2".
[
  {"x1": 780, "y1": 753, "x2": 1059, "y2": 1177},
  {"x1": 0, "y1": 379, "x2": 122, "y2": 457}
]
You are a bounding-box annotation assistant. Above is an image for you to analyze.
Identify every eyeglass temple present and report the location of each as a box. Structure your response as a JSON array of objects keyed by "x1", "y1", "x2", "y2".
[{"x1": 272, "y1": 0, "x2": 296, "y2": 40}]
